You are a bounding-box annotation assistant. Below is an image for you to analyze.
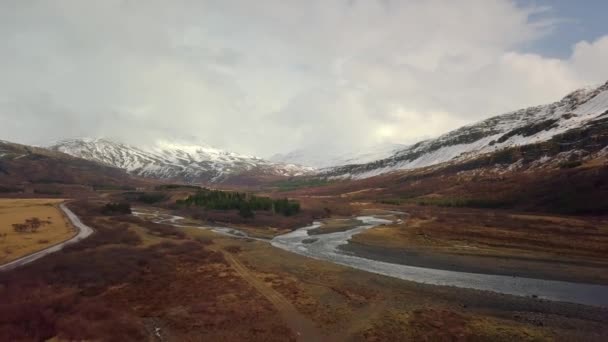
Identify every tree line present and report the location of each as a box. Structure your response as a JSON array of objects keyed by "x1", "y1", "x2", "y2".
[{"x1": 177, "y1": 189, "x2": 300, "y2": 218}]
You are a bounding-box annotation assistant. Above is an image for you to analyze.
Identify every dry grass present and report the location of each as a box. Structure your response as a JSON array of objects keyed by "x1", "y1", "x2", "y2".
[
  {"x1": 0, "y1": 201, "x2": 294, "y2": 341},
  {"x1": 213, "y1": 236, "x2": 605, "y2": 341},
  {"x1": 352, "y1": 206, "x2": 608, "y2": 257},
  {"x1": 347, "y1": 206, "x2": 608, "y2": 284},
  {"x1": 350, "y1": 216, "x2": 437, "y2": 249},
  {"x1": 362, "y1": 308, "x2": 550, "y2": 341},
  {"x1": 3, "y1": 199, "x2": 605, "y2": 340},
  {"x1": 0, "y1": 198, "x2": 75, "y2": 263},
  {"x1": 308, "y1": 218, "x2": 363, "y2": 235}
]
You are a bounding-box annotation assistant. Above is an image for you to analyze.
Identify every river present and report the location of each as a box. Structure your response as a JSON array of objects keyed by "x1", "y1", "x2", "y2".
[{"x1": 136, "y1": 209, "x2": 608, "y2": 307}]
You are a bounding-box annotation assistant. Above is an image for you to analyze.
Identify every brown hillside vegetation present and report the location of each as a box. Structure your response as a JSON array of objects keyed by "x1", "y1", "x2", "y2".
[
  {"x1": 0, "y1": 200, "x2": 607, "y2": 340},
  {"x1": 0, "y1": 201, "x2": 293, "y2": 341},
  {"x1": 0, "y1": 140, "x2": 142, "y2": 192},
  {"x1": 282, "y1": 154, "x2": 608, "y2": 216}
]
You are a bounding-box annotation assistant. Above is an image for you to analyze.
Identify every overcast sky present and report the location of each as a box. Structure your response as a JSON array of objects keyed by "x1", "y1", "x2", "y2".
[{"x1": 1, "y1": 0, "x2": 607, "y2": 158}]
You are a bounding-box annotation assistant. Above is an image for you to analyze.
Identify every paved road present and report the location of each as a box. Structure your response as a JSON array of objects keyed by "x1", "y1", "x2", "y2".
[{"x1": 0, "y1": 203, "x2": 94, "y2": 272}]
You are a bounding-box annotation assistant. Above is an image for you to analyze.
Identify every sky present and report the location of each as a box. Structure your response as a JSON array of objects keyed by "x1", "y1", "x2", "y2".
[{"x1": 0, "y1": 0, "x2": 607, "y2": 159}]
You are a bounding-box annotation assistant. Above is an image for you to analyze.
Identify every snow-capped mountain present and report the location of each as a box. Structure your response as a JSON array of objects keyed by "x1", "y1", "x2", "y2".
[
  {"x1": 0, "y1": 139, "x2": 136, "y2": 186},
  {"x1": 326, "y1": 81, "x2": 608, "y2": 179},
  {"x1": 270, "y1": 143, "x2": 407, "y2": 169},
  {"x1": 49, "y1": 138, "x2": 313, "y2": 183}
]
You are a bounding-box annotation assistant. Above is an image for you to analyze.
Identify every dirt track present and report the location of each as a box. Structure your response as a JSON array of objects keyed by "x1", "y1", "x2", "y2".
[{"x1": 222, "y1": 250, "x2": 325, "y2": 342}]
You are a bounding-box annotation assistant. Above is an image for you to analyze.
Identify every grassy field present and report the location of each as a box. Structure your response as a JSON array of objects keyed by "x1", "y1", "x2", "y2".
[
  {"x1": 0, "y1": 198, "x2": 75, "y2": 264},
  {"x1": 134, "y1": 208, "x2": 607, "y2": 340},
  {"x1": 2, "y1": 200, "x2": 606, "y2": 341},
  {"x1": 308, "y1": 218, "x2": 363, "y2": 235},
  {"x1": 214, "y1": 235, "x2": 606, "y2": 341},
  {"x1": 347, "y1": 205, "x2": 608, "y2": 284}
]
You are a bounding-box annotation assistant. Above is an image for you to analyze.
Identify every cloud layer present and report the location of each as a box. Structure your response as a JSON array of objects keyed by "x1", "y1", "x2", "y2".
[{"x1": 0, "y1": 0, "x2": 607, "y2": 157}]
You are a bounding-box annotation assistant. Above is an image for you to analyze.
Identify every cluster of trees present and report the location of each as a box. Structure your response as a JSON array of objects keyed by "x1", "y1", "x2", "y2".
[
  {"x1": 415, "y1": 197, "x2": 511, "y2": 209},
  {"x1": 155, "y1": 184, "x2": 201, "y2": 191},
  {"x1": 12, "y1": 217, "x2": 51, "y2": 233},
  {"x1": 559, "y1": 160, "x2": 583, "y2": 169},
  {"x1": 101, "y1": 202, "x2": 132, "y2": 215},
  {"x1": 177, "y1": 189, "x2": 300, "y2": 218},
  {"x1": 0, "y1": 185, "x2": 23, "y2": 193},
  {"x1": 123, "y1": 191, "x2": 167, "y2": 204},
  {"x1": 92, "y1": 184, "x2": 136, "y2": 191},
  {"x1": 33, "y1": 188, "x2": 62, "y2": 195}
]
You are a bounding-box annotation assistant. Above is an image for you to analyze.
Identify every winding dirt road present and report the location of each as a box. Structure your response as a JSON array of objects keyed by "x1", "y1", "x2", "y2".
[{"x1": 0, "y1": 203, "x2": 94, "y2": 272}]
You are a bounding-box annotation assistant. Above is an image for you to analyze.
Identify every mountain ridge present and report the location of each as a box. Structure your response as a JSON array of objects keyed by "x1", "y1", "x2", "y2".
[
  {"x1": 0, "y1": 139, "x2": 136, "y2": 187},
  {"x1": 323, "y1": 81, "x2": 608, "y2": 179},
  {"x1": 269, "y1": 143, "x2": 408, "y2": 169},
  {"x1": 49, "y1": 138, "x2": 313, "y2": 184}
]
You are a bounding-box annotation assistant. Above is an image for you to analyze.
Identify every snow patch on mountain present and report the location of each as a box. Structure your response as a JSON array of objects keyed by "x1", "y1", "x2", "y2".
[
  {"x1": 326, "y1": 81, "x2": 608, "y2": 179},
  {"x1": 49, "y1": 138, "x2": 313, "y2": 183},
  {"x1": 270, "y1": 143, "x2": 407, "y2": 169}
]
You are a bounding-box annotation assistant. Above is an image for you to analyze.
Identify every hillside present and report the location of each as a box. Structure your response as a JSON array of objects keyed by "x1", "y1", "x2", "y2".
[
  {"x1": 270, "y1": 143, "x2": 407, "y2": 169},
  {"x1": 325, "y1": 81, "x2": 608, "y2": 179},
  {"x1": 0, "y1": 140, "x2": 137, "y2": 190},
  {"x1": 49, "y1": 139, "x2": 313, "y2": 184}
]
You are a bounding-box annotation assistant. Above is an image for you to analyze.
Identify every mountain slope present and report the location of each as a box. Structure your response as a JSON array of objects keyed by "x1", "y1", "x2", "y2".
[
  {"x1": 270, "y1": 143, "x2": 407, "y2": 169},
  {"x1": 49, "y1": 139, "x2": 313, "y2": 184},
  {"x1": 0, "y1": 139, "x2": 136, "y2": 187},
  {"x1": 325, "y1": 81, "x2": 608, "y2": 179}
]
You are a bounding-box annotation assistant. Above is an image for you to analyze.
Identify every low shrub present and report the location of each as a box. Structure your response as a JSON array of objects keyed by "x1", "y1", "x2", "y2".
[
  {"x1": 101, "y1": 202, "x2": 131, "y2": 215},
  {"x1": 92, "y1": 184, "x2": 136, "y2": 191},
  {"x1": 64, "y1": 221, "x2": 141, "y2": 252},
  {"x1": 0, "y1": 185, "x2": 23, "y2": 193},
  {"x1": 155, "y1": 184, "x2": 201, "y2": 191},
  {"x1": 194, "y1": 236, "x2": 213, "y2": 245},
  {"x1": 122, "y1": 191, "x2": 167, "y2": 204},
  {"x1": 140, "y1": 221, "x2": 186, "y2": 239},
  {"x1": 415, "y1": 197, "x2": 511, "y2": 209},
  {"x1": 224, "y1": 245, "x2": 242, "y2": 254},
  {"x1": 559, "y1": 160, "x2": 582, "y2": 169},
  {"x1": 33, "y1": 188, "x2": 63, "y2": 195}
]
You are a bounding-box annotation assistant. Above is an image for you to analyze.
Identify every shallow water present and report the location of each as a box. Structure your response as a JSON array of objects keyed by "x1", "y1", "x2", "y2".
[
  {"x1": 271, "y1": 216, "x2": 608, "y2": 308},
  {"x1": 133, "y1": 209, "x2": 267, "y2": 241},
  {"x1": 134, "y1": 209, "x2": 608, "y2": 307}
]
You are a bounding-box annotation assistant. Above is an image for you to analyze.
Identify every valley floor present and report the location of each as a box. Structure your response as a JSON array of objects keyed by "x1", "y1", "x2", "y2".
[
  {"x1": 1, "y1": 200, "x2": 607, "y2": 341},
  {"x1": 343, "y1": 205, "x2": 608, "y2": 285}
]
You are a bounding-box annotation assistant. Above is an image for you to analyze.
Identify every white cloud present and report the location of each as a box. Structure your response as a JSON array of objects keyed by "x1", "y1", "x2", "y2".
[
  {"x1": 570, "y1": 36, "x2": 608, "y2": 82},
  {"x1": 0, "y1": 0, "x2": 606, "y2": 158}
]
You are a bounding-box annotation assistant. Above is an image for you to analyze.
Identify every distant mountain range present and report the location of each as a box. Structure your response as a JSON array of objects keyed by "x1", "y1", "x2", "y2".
[
  {"x1": 270, "y1": 143, "x2": 407, "y2": 169},
  {"x1": 49, "y1": 138, "x2": 313, "y2": 184},
  {"x1": 4, "y1": 81, "x2": 608, "y2": 186},
  {"x1": 324, "y1": 81, "x2": 608, "y2": 179}
]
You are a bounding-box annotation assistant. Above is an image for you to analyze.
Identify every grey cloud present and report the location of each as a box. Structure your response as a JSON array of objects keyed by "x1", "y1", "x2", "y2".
[{"x1": 0, "y1": 0, "x2": 607, "y2": 158}]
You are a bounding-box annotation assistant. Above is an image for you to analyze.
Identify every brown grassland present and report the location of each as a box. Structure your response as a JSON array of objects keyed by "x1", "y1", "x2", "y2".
[
  {"x1": 308, "y1": 218, "x2": 363, "y2": 235},
  {"x1": 344, "y1": 205, "x2": 608, "y2": 284},
  {"x1": 0, "y1": 198, "x2": 75, "y2": 264},
  {"x1": 1, "y1": 199, "x2": 606, "y2": 341},
  {"x1": 200, "y1": 230, "x2": 608, "y2": 341},
  {"x1": 0, "y1": 201, "x2": 293, "y2": 341}
]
